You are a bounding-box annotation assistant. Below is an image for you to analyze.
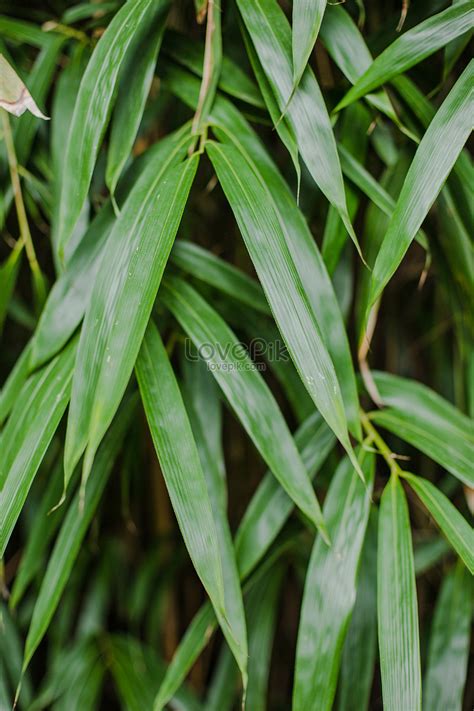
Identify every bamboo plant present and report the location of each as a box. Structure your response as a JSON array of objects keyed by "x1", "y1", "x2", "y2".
[{"x1": 0, "y1": 0, "x2": 473, "y2": 709}]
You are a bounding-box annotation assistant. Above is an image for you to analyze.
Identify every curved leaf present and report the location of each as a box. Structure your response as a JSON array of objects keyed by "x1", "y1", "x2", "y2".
[
  {"x1": 378, "y1": 475, "x2": 421, "y2": 711},
  {"x1": 57, "y1": 0, "x2": 160, "y2": 252},
  {"x1": 64, "y1": 148, "x2": 197, "y2": 489},
  {"x1": 336, "y1": 2, "x2": 474, "y2": 111},
  {"x1": 293, "y1": 451, "x2": 374, "y2": 711}
]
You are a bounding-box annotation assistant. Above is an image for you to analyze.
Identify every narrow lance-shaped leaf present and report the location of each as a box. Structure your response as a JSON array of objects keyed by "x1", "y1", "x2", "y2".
[
  {"x1": 32, "y1": 124, "x2": 192, "y2": 369},
  {"x1": 64, "y1": 147, "x2": 197, "y2": 491},
  {"x1": 171, "y1": 240, "x2": 270, "y2": 316},
  {"x1": 293, "y1": 451, "x2": 374, "y2": 711},
  {"x1": 320, "y1": 5, "x2": 397, "y2": 122},
  {"x1": 368, "y1": 61, "x2": 473, "y2": 311},
  {"x1": 423, "y1": 562, "x2": 472, "y2": 711},
  {"x1": 9, "y1": 459, "x2": 66, "y2": 608},
  {"x1": 161, "y1": 275, "x2": 328, "y2": 540},
  {"x1": 368, "y1": 371, "x2": 474, "y2": 487},
  {"x1": 378, "y1": 475, "x2": 421, "y2": 711},
  {"x1": 0, "y1": 339, "x2": 32, "y2": 427},
  {"x1": 292, "y1": 0, "x2": 326, "y2": 90},
  {"x1": 206, "y1": 140, "x2": 362, "y2": 476},
  {"x1": 57, "y1": 0, "x2": 161, "y2": 253},
  {"x1": 0, "y1": 338, "x2": 76, "y2": 558},
  {"x1": 244, "y1": 564, "x2": 284, "y2": 711},
  {"x1": 335, "y1": 2, "x2": 474, "y2": 111},
  {"x1": 106, "y1": 635, "x2": 203, "y2": 711},
  {"x1": 236, "y1": 0, "x2": 361, "y2": 253},
  {"x1": 22, "y1": 395, "x2": 137, "y2": 671},
  {"x1": 136, "y1": 322, "x2": 248, "y2": 686},
  {"x1": 106, "y1": 0, "x2": 169, "y2": 195},
  {"x1": 338, "y1": 510, "x2": 378, "y2": 711},
  {"x1": 401, "y1": 473, "x2": 474, "y2": 574},
  {"x1": 235, "y1": 412, "x2": 335, "y2": 580}
]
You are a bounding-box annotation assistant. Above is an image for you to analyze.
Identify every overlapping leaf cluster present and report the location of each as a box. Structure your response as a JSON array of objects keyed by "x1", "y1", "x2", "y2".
[{"x1": 0, "y1": 1, "x2": 473, "y2": 709}]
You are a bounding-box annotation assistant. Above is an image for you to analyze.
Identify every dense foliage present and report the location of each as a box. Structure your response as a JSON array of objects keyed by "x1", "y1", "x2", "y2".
[{"x1": 0, "y1": 0, "x2": 473, "y2": 709}]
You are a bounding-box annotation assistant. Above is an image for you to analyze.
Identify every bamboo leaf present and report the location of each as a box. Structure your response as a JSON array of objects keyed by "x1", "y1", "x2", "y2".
[
  {"x1": 368, "y1": 61, "x2": 473, "y2": 310},
  {"x1": 320, "y1": 5, "x2": 398, "y2": 122},
  {"x1": 171, "y1": 240, "x2": 270, "y2": 316},
  {"x1": 161, "y1": 274, "x2": 328, "y2": 539},
  {"x1": 206, "y1": 139, "x2": 362, "y2": 471},
  {"x1": 32, "y1": 125, "x2": 191, "y2": 369},
  {"x1": 9, "y1": 459, "x2": 66, "y2": 608},
  {"x1": 292, "y1": 0, "x2": 326, "y2": 90},
  {"x1": 57, "y1": 0, "x2": 162, "y2": 253},
  {"x1": 0, "y1": 339, "x2": 32, "y2": 426},
  {"x1": 378, "y1": 475, "x2": 421, "y2": 711},
  {"x1": 244, "y1": 564, "x2": 284, "y2": 711},
  {"x1": 368, "y1": 371, "x2": 474, "y2": 487},
  {"x1": 64, "y1": 148, "x2": 197, "y2": 490},
  {"x1": 336, "y1": 2, "x2": 474, "y2": 111},
  {"x1": 402, "y1": 473, "x2": 474, "y2": 574},
  {"x1": 136, "y1": 321, "x2": 248, "y2": 683},
  {"x1": 293, "y1": 451, "x2": 374, "y2": 711},
  {"x1": 105, "y1": 0, "x2": 169, "y2": 195},
  {"x1": 106, "y1": 635, "x2": 202, "y2": 711},
  {"x1": 236, "y1": 0, "x2": 360, "y2": 252},
  {"x1": 338, "y1": 510, "x2": 378, "y2": 711},
  {"x1": 423, "y1": 562, "x2": 472, "y2": 711},
  {"x1": 0, "y1": 338, "x2": 76, "y2": 558},
  {"x1": 235, "y1": 411, "x2": 335, "y2": 580}
]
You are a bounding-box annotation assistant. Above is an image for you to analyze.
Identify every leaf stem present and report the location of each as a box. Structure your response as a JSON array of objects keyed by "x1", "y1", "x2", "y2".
[
  {"x1": 360, "y1": 409, "x2": 403, "y2": 476},
  {"x1": 1, "y1": 109, "x2": 40, "y2": 277}
]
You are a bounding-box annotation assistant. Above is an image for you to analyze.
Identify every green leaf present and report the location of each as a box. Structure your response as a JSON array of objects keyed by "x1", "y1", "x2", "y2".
[
  {"x1": 161, "y1": 275, "x2": 328, "y2": 540},
  {"x1": 32, "y1": 125, "x2": 191, "y2": 369},
  {"x1": 50, "y1": 44, "x2": 90, "y2": 266},
  {"x1": 292, "y1": 0, "x2": 326, "y2": 90},
  {"x1": 335, "y1": 2, "x2": 474, "y2": 111},
  {"x1": 368, "y1": 61, "x2": 473, "y2": 310},
  {"x1": 0, "y1": 338, "x2": 76, "y2": 558},
  {"x1": 402, "y1": 473, "x2": 474, "y2": 574},
  {"x1": 22, "y1": 395, "x2": 136, "y2": 671},
  {"x1": 9, "y1": 459, "x2": 66, "y2": 608},
  {"x1": 153, "y1": 603, "x2": 216, "y2": 711},
  {"x1": 57, "y1": 0, "x2": 161, "y2": 253},
  {"x1": 136, "y1": 321, "x2": 247, "y2": 683},
  {"x1": 423, "y1": 562, "x2": 472, "y2": 711},
  {"x1": 206, "y1": 139, "x2": 362, "y2": 469},
  {"x1": 106, "y1": 635, "x2": 202, "y2": 711},
  {"x1": 0, "y1": 339, "x2": 32, "y2": 426},
  {"x1": 235, "y1": 411, "x2": 335, "y2": 580},
  {"x1": 338, "y1": 510, "x2": 378, "y2": 711},
  {"x1": 236, "y1": 0, "x2": 360, "y2": 252},
  {"x1": 208, "y1": 98, "x2": 361, "y2": 439},
  {"x1": 368, "y1": 371, "x2": 474, "y2": 487},
  {"x1": 293, "y1": 450, "x2": 374, "y2": 711},
  {"x1": 378, "y1": 475, "x2": 421, "y2": 711},
  {"x1": 244, "y1": 564, "x2": 284, "y2": 711},
  {"x1": 171, "y1": 240, "x2": 270, "y2": 316},
  {"x1": 0, "y1": 243, "x2": 22, "y2": 335},
  {"x1": 106, "y1": 0, "x2": 169, "y2": 195},
  {"x1": 64, "y1": 147, "x2": 197, "y2": 490},
  {"x1": 320, "y1": 5, "x2": 398, "y2": 122}
]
